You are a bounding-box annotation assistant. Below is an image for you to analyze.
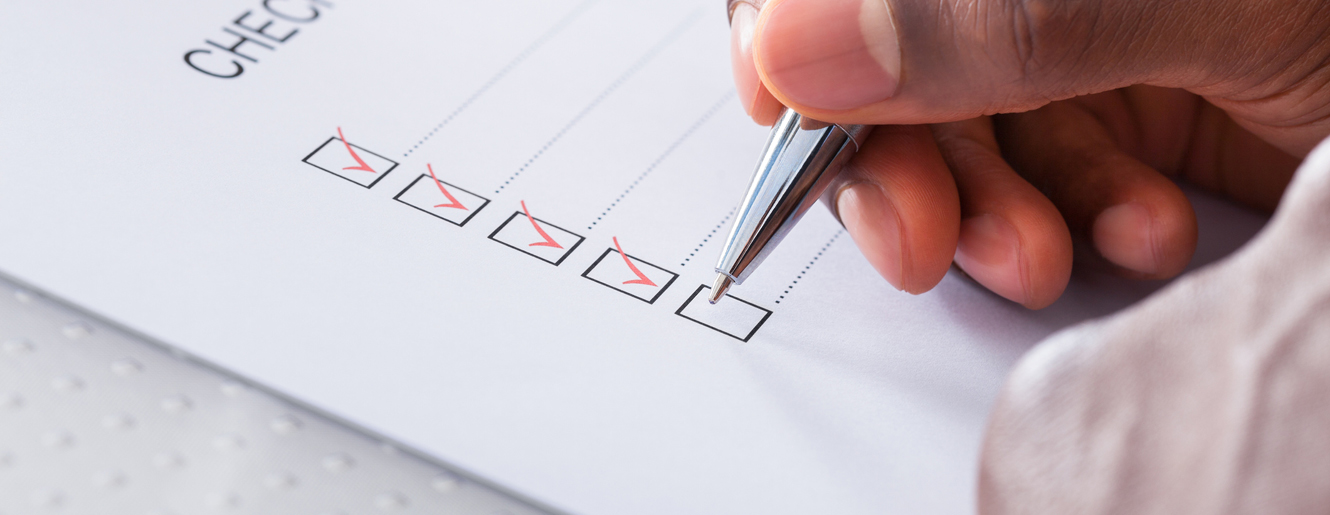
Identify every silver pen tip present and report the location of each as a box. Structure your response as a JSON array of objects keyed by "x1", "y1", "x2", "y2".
[{"x1": 708, "y1": 274, "x2": 733, "y2": 304}]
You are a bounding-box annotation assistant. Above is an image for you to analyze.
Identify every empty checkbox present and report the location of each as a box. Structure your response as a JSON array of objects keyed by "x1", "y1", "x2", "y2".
[{"x1": 675, "y1": 284, "x2": 772, "y2": 342}]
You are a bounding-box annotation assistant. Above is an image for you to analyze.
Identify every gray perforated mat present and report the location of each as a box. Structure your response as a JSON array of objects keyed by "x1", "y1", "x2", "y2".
[{"x1": 0, "y1": 272, "x2": 559, "y2": 515}]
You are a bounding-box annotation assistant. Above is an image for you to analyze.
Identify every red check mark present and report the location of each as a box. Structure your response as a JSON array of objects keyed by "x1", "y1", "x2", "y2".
[
  {"x1": 521, "y1": 201, "x2": 563, "y2": 249},
  {"x1": 336, "y1": 127, "x2": 376, "y2": 173},
  {"x1": 425, "y1": 164, "x2": 467, "y2": 210},
  {"x1": 613, "y1": 237, "x2": 657, "y2": 287}
]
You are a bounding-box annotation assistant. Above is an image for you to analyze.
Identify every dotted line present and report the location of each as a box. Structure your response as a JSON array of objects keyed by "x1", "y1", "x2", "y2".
[
  {"x1": 776, "y1": 230, "x2": 844, "y2": 304},
  {"x1": 681, "y1": 207, "x2": 736, "y2": 268},
  {"x1": 493, "y1": 8, "x2": 704, "y2": 195},
  {"x1": 402, "y1": 0, "x2": 600, "y2": 158},
  {"x1": 587, "y1": 91, "x2": 735, "y2": 231}
]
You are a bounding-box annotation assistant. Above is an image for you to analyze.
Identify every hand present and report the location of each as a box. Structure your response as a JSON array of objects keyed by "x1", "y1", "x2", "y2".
[
  {"x1": 729, "y1": 0, "x2": 1326, "y2": 308},
  {"x1": 979, "y1": 143, "x2": 1330, "y2": 513}
]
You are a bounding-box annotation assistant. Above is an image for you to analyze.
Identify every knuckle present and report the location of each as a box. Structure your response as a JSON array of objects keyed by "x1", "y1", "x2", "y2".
[{"x1": 1002, "y1": 0, "x2": 1104, "y2": 94}]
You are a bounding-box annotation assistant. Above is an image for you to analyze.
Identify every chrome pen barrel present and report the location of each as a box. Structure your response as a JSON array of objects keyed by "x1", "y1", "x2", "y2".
[{"x1": 715, "y1": 109, "x2": 870, "y2": 286}]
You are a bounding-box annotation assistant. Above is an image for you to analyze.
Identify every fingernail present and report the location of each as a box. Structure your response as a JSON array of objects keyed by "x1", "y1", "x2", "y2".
[
  {"x1": 1093, "y1": 203, "x2": 1161, "y2": 274},
  {"x1": 730, "y1": 1, "x2": 764, "y2": 117},
  {"x1": 955, "y1": 214, "x2": 1030, "y2": 305},
  {"x1": 837, "y1": 183, "x2": 904, "y2": 290},
  {"x1": 757, "y1": 0, "x2": 900, "y2": 110}
]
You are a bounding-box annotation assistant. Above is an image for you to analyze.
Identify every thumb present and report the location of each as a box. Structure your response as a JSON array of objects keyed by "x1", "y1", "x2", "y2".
[{"x1": 750, "y1": 0, "x2": 1319, "y2": 126}]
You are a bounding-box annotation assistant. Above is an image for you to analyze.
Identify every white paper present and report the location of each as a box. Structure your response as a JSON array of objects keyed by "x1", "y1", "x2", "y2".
[{"x1": 0, "y1": 1, "x2": 1269, "y2": 513}]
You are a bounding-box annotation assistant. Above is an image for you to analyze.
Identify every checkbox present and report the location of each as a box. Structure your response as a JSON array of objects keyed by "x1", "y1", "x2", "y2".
[
  {"x1": 582, "y1": 244, "x2": 678, "y2": 304},
  {"x1": 488, "y1": 204, "x2": 585, "y2": 265},
  {"x1": 302, "y1": 130, "x2": 398, "y2": 188},
  {"x1": 394, "y1": 172, "x2": 489, "y2": 227},
  {"x1": 675, "y1": 284, "x2": 773, "y2": 342}
]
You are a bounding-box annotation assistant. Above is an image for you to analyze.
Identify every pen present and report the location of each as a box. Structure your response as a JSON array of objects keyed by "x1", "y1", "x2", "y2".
[{"x1": 709, "y1": 109, "x2": 871, "y2": 304}]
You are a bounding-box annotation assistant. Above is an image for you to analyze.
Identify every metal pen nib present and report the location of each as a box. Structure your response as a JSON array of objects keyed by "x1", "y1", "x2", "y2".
[
  {"x1": 709, "y1": 109, "x2": 870, "y2": 304},
  {"x1": 708, "y1": 274, "x2": 733, "y2": 304}
]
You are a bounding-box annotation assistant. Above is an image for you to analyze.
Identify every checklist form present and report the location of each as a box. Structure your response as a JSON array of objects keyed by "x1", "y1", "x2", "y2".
[{"x1": 0, "y1": 1, "x2": 1271, "y2": 514}]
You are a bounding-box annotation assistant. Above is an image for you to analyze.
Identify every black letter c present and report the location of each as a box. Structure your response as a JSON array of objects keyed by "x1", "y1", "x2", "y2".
[{"x1": 184, "y1": 49, "x2": 243, "y2": 79}]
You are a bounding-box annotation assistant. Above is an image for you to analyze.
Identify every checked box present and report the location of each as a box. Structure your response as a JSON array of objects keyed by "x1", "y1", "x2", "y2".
[
  {"x1": 302, "y1": 127, "x2": 398, "y2": 188},
  {"x1": 488, "y1": 201, "x2": 584, "y2": 266},
  {"x1": 582, "y1": 237, "x2": 678, "y2": 304},
  {"x1": 675, "y1": 284, "x2": 773, "y2": 342},
  {"x1": 394, "y1": 164, "x2": 489, "y2": 227}
]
